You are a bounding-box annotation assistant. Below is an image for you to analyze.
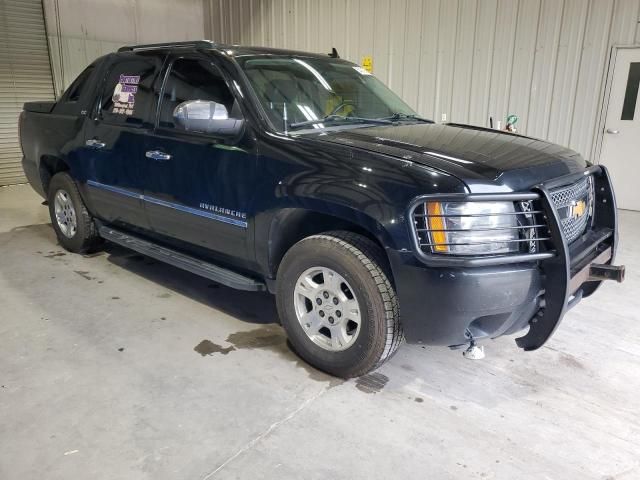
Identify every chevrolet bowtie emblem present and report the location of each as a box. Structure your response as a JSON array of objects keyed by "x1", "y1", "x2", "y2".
[{"x1": 568, "y1": 200, "x2": 587, "y2": 219}]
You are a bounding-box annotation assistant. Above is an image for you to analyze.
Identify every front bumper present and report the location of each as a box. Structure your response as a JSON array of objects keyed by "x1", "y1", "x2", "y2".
[{"x1": 390, "y1": 165, "x2": 623, "y2": 349}]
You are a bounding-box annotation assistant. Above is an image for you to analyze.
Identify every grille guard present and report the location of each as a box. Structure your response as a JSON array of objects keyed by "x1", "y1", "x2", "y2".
[
  {"x1": 407, "y1": 191, "x2": 555, "y2": 267},
  {"x1": 515, "y1": 165, "x2": 619, "y2": 350},
  {"x1": 407, "y1": 164, "x2": 621, "y2": 351},
  {"x1": 407, "y1": 164, "x2": 615, "y2": 267}
]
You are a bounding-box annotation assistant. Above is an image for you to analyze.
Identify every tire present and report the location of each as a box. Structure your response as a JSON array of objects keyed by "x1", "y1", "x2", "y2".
[
  {"x1": 276, "y1": 231, "x2": 403, "y2": 378},
  {"x1": 48, "y1": 172, "x2": 100, "y2": 253}
]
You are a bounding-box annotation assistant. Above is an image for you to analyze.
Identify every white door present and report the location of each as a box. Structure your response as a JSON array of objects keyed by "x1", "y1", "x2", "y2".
[{"x1": 600, "y1": 48, "x2": 640, "y2": 211}]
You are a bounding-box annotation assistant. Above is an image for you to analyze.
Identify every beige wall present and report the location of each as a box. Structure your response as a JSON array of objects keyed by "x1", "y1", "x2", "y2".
[
  {"x1": 43, "y1": 0, "x2": 205, "y2": 96},
  {"x1": 204, "y1": 0, "x2": 640, "y2": 161}
]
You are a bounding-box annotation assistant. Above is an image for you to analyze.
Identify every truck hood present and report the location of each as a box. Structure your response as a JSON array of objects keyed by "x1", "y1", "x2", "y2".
[{"x1": 312, "y1": 123, "x2": 586, "y2": 191}]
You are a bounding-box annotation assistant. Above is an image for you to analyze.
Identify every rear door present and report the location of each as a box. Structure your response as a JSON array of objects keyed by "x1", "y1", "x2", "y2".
[
  {"x1": 142, "y1": 53, "x2": 258, "y2": 267},
  {"x1": 78, "y1": 51, "x2": 165, "y2": 229}
]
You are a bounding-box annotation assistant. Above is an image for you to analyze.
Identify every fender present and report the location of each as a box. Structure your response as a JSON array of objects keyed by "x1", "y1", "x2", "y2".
[
  {"x1": 257, "y1": 204, "x2": 396, "y2": 280},
  {"x1": 251, "y1": 132, "x2": 468, "y2": 279}
]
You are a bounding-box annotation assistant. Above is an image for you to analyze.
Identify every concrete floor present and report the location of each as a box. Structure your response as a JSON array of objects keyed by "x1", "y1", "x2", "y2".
[{"x1": 0, "y1": 183, "x2": 638, "y2": 480}]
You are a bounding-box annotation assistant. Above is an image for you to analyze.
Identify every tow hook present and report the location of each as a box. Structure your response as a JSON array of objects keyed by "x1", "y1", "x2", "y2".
[
  {"x1": 588, "y1": 263, "x2": 625, "y2": 283},
  {"x1": 462, "y1": 332, "x2": 485, "y2": 360},
  {"x1": 463, "y1": 342, "x2": 485, "y2": 360}
]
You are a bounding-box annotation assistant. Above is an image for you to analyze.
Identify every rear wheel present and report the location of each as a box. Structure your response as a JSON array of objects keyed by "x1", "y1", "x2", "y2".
[
  {"x1": 276, "y1": 231, "x2": 403, "y2": 378},
  {"x1": 48, "y1": 172, "x2": 100, "y2": 253}
]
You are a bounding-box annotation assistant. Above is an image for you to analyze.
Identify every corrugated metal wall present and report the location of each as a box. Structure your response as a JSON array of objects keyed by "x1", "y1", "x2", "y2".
[
  {"x1": 205, "y1": 0, "x2": 640, "y2": 161},
  {"x1": 43, "y1": 0, "x2": 205, "y2": 96},
  {"x1": 0, "y1": 0, "x2": 55, "y2": 185}
]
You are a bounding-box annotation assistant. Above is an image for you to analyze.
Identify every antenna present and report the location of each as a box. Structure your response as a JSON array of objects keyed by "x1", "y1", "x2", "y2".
[{"x1": 328, "y1": 47, "x2": 340, "y2": 59}]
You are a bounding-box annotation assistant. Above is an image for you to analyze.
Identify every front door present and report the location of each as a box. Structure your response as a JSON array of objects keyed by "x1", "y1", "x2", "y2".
[
  {"x1": 79, "y1": 51, "x2": 164, "y2": 229},
  {"x1": 600, "y1": 47, "x2": 640, "y2": 211},
  {"x1": 143, "y1": 54, "x2": 257, "y2": 267}
]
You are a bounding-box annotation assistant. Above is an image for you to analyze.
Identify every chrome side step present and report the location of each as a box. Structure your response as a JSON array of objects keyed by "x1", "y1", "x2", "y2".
[{"x1": 98, "y1": 225, "x2": 266, "y2": 292}]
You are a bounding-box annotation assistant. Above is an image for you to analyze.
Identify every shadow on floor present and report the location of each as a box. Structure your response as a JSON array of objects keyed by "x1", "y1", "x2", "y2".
[
  {"x1": 6, "y1": 223, "x2": 279, "y2": 327},
  {"x1": 101, "y1": 242, "x2": 280, "y2": 327},
  {"x1": 4, "y1": 222, "x2": 342, "y2": 387},
  {"x1": 100, "y1": 244, "x2": 342, "y2": 384}
]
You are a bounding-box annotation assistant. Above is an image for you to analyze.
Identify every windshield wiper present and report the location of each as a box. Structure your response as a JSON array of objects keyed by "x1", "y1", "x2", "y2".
[
  {"x1": 289, "y1": 114, "x2": 393, "y2": 130},
  {"x1": 380, "y1": 113, "x2": 434, "y2": 123}
]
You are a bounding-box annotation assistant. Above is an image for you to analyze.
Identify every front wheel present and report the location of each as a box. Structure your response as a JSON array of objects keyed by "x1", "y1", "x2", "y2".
[{"x1": 276, "y1": 231, "x2": 403, "y2": 378}]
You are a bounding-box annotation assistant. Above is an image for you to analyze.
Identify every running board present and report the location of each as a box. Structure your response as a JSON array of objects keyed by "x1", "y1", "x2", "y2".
[{"x1": 98, "y1": 226, "x2": 266, "y2": 292}]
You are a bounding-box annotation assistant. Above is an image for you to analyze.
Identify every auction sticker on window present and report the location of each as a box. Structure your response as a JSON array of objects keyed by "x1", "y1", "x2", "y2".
[{"x1": 111, "y1": 74, "x2": 140, "y2": 115}]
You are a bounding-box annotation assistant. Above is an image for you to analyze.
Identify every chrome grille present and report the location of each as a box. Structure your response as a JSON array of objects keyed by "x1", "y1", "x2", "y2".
[{"x1": 550, "y1": 176, "x2": 594, "y2": 244}]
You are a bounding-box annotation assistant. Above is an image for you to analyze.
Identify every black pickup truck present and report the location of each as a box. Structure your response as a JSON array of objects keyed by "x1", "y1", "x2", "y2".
[{"x1": 20, "y1": 41, "x2": 624, "y2": 377}]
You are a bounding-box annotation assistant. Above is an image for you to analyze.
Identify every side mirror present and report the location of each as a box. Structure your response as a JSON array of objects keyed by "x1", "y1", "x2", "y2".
[{"x1": 173, "y1": 100, "x2": 243, "y2": 136}]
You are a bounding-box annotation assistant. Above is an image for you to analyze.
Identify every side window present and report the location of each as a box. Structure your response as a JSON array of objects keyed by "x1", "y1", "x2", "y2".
[
  {"x1": 64, "y1": 65, "x2": 95, "y2": 102},
  {"x1": 53, "y1": 61, "x2": 101, "y2": 116},
  {"x1": 159, "y1": 58, "x2": 241, "y2": 129},
  {"x1": 99, "y1": 53, "x2": 162, "y2": 126}
]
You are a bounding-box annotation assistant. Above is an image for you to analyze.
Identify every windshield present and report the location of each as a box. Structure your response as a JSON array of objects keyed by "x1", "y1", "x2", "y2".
[{"x1": 236, "y1": 56, "x2": 418, "y2": 133}]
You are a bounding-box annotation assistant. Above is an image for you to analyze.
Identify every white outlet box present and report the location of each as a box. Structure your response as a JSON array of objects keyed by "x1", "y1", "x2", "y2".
[{"x1": 441, "y1": 113, "x2": 447, "y2": 122}]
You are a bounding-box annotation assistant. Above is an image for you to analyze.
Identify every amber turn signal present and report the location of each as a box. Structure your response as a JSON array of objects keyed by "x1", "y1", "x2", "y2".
[{"x1": 426, "y1": 202, "x2": 448, "y2": 252}]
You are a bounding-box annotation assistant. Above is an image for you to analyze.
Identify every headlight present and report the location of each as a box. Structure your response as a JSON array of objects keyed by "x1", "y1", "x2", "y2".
[{"x1": 423, "y1": 201, "x2": 519, "y2": 255}]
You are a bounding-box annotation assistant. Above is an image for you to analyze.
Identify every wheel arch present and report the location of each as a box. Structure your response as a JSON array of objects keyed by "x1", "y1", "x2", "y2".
[
  {"x1": 39, "y1": 154, "x2": 70, "y2": 195},
  {"x1": 262, "y1": 207, "x2": 397, "y2": 281}
]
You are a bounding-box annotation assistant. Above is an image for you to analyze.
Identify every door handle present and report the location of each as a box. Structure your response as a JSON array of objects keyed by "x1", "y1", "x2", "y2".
[
  {"x1": 606, "y1": 129, "x2": 620, "y2": 134},
  {"x1": 145, "y1": 150, "x2": 172, "y2": 161},
  {"x1": 85, "y1": 138, "x2": 106, "y2": 149}
]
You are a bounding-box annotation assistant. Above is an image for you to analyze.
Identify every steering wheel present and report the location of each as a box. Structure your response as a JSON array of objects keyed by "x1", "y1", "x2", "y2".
[{"x1": 328, "y1": 100, "x2": 356, "y2": 117}]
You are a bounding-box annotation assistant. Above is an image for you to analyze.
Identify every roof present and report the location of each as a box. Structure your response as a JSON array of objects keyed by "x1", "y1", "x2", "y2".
[{"x1": 116, "y1": 40, "x2": 343, "y2": 60}]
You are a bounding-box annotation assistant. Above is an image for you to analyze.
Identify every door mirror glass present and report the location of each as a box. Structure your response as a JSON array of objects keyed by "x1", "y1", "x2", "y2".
[{"x1": 173, "y1": 100, "x2": 243, "y2": 136}]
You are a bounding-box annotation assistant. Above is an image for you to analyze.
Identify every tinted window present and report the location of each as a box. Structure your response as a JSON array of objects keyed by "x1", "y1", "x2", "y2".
[
  {"x1": 621, "y1": 62, "x2": 640, "y2": 121},
  {"x1": 99, "y1": 53, "x2": 163, "y2": 126},
  {"x1": 64, "y1": 65, "x2": 95, "y2": 102},
  {"x1": 159, "y1": 58, "x2": 240, "y2": 129}
]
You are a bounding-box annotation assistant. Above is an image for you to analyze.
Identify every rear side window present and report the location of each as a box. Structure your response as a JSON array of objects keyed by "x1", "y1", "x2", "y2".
[
  {"x1": 158, "y1": 57, "x2": 240, "y2": 129},
  {"x1": 64, "y1": 65, "x2": 94, "y2": 102},
  {"x1": 99, "y1": 53, "x2": 163, "y2": 126},
  {"x1": 53, "y1": 60, "x2": 101, "y2": 116}
]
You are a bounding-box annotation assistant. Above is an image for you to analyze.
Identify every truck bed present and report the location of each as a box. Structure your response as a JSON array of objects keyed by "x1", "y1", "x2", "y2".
[{"x1": 19, "y1": 104, "x2": 81, "y2": 198}]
